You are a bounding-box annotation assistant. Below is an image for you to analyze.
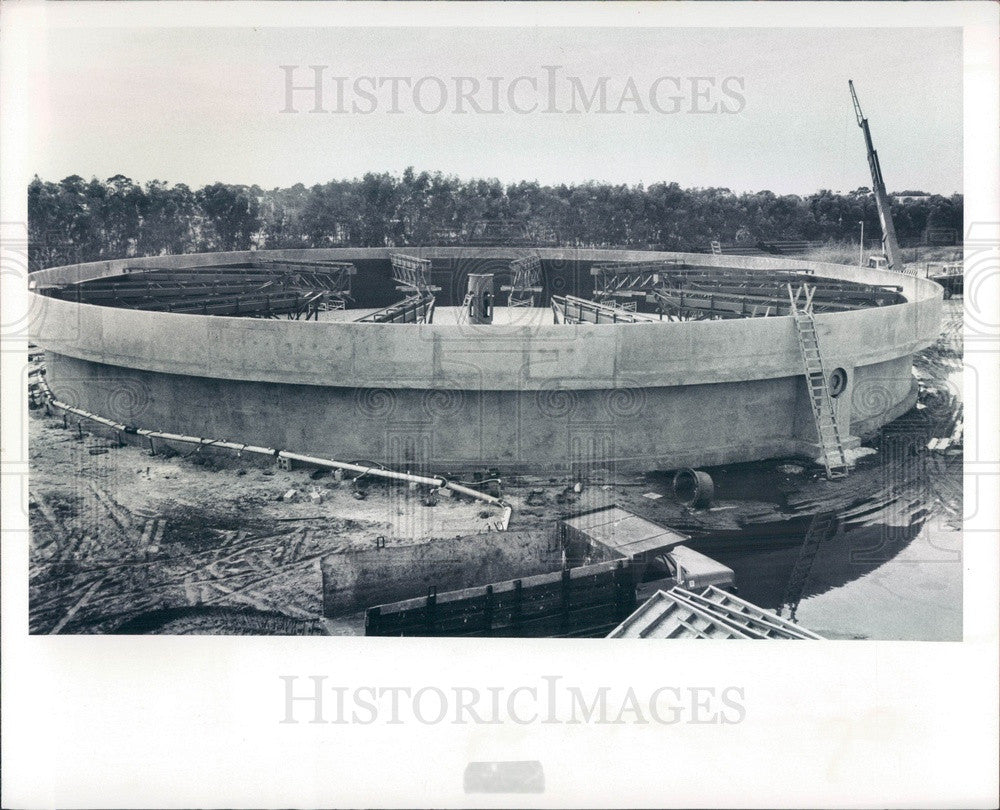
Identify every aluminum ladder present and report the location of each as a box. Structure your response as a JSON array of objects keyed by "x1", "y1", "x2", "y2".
[
  {"x1": 788, "y1": 283, "x2": 849, "y2": 480},
  {"x1": 779, "y1": 512, "x2": 838, "y2": 621},
  {"x1": 686, "y1": 586, "x2": 823, "y2": 639}
]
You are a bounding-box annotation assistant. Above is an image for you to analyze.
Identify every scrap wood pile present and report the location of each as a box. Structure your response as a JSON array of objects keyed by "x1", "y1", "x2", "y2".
[{"x1": 28, "y1": 470, "x2": 359, "y2": 634}]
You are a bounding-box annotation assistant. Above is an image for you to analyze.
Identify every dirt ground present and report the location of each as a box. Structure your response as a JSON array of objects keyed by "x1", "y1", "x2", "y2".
[
  {"x1": 27, "y1": 297, "x2": 963, "y2": 636},
  {"x1": 27, "y1": 423, "x2": 508, "y2": 635}
]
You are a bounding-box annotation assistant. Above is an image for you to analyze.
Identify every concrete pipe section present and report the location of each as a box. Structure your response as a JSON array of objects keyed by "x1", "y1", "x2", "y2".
[
  {"x1": 673, "y1": 468, "x2": 715, "y2": 509},
  {"x1": 27, "y1": 247, "x2": 943, "y2": 473}
]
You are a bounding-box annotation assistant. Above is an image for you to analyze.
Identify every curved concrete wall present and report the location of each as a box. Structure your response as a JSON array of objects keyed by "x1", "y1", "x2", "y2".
[{"x1": 29, "y1": 248, "x2": 942, "y2": 471}]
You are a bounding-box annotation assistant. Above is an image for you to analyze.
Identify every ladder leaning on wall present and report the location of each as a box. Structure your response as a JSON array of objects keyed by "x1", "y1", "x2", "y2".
[{"x1": 788, "y1": 283, "x2": 849, "y2": 480}]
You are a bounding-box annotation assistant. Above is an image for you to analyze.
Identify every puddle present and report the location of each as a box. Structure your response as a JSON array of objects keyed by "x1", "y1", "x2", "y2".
[{"x1": 660, "y1": 301, "x2": 965, "y2": 641}]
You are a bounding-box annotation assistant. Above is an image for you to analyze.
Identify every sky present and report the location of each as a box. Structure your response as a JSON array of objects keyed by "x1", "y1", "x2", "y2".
[{"x1": 27, "y1": 26, "x2": 963, "y2": 195}]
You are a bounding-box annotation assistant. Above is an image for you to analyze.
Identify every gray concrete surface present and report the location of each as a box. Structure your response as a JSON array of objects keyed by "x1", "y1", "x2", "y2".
[
  {"x1": 29, "y1": 248, "x2": 942, "y2": 471},
  {"x1": 321, "y1": 528, "x2": 559, "y2": 616}
]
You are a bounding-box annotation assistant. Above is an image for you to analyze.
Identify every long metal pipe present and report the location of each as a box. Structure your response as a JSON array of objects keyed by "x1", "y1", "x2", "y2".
[
  {"x1": 279, "y1": 450, "x2": 445, "y2": 488},
  {"x1": 37, "y1": 378, "x2": 510, "y2": 511}
]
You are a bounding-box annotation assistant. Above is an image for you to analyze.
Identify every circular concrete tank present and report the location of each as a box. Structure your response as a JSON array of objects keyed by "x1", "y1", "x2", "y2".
[{"x1": 27, "y1": 248, "x2": 943, "y2": 473}]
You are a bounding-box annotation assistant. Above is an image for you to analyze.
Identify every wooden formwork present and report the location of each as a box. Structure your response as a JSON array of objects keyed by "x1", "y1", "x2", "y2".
[{"x1": 365, "y1": 559, "x2": 636, "y2": 638}]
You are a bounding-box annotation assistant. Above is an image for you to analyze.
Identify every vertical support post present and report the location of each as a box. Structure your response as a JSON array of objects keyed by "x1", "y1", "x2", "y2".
[
  {"x1": 560, "y1": 568, "x2": 571, "y2": 636},
  {"x1": 512, "y1": 579, "x2": 523, "y2": 634},
  {"x1": 426, "y1": 585, "x2": 437, "y2": 636},
  {"x1": 614, "y1": 560, "x2": 634, "y2": 622},
  {"x1": 484, "y1": 585, "x2": 494, "y2": 636}
]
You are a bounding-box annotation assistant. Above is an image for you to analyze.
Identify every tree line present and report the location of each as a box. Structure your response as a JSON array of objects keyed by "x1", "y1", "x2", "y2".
[{"x1": 27, "y1": 169, "x2": 963, "y2": 268}]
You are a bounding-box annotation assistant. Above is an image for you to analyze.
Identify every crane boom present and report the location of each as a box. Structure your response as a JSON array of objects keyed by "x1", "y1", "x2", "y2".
[
  {"x1": 849, "y1": 79, "x2": 865, "y2": 127},
  {"x1": 848, "y1": 80, "x2": 907, "y2": 274}
]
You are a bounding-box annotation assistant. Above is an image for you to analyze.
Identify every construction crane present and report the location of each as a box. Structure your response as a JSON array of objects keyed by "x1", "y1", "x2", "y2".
[{"x1": 849, "y1": 80, "x2": 907, "y2": 274}]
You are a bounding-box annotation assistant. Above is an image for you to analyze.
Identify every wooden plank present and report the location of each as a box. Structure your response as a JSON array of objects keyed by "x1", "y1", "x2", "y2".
[
  {"x1": 372, "y1": 588, "x2": 632, "y2": 638},
  {"x1": 378, "y1": 560, "x2": 622, "y2": 611},
  {"x1": 465, "y1": 589, "x2": 628, "y2": 634},
  {"x1": 49, "y1": 578, "x2": 106, "y2": 634},
  {"x1": 366, "y1": 560, "x2": 631, "y2": 636}
]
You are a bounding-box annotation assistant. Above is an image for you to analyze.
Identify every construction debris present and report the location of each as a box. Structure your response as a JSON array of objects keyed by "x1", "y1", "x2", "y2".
[
  {"x1": 777, "y1": 463, "x2": 805, "y2": 475},
  {"x1": 608, "y1": 585, "x2": 823, "y2": 639},
  {"x1": 673, "y1": 468, "x2": 714, "y2": 508}
]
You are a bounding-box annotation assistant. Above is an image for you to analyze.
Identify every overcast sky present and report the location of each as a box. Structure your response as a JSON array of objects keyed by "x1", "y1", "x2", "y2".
[{"x1": 27, "y1": 26, "x2": 962, "y2": 195}]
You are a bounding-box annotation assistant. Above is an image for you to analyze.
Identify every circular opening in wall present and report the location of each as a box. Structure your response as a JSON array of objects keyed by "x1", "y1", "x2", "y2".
[{"x1": 829, "y1": 367, "x2": 848, "y2": 398}]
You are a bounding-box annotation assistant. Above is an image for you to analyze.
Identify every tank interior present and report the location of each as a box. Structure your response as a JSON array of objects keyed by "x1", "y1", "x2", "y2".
[{"x1": 36, "y1": 255, "x2": 906, "y2": 322}]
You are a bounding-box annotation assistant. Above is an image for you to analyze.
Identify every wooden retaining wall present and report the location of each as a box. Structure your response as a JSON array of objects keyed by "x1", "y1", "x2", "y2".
[{"x1": 365, "y1": 559, "x2": 636, "y2": 638}]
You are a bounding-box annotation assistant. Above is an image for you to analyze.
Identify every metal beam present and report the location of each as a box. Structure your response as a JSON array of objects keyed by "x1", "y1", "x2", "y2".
[
  {"x1": 389, "y1": 254, "x2": 438, "y2": 293},
  {"x1": 355, "y1": 294, "x2": 436, "y2": 324},
  {"x1": 552, "y1": 295, "x2": 660, "y2": 324},
  {"x1": 500, "y1": 255, "x2": 543, "y2": 307}
]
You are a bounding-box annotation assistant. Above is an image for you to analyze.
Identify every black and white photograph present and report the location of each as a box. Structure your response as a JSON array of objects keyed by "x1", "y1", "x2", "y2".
[{"x1": 2, "y1": 2, "x2": 997, "y2": 807}]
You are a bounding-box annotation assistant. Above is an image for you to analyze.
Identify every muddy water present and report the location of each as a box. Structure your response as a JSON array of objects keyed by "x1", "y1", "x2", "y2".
[
  {"x1": 703, "y1": 494, "x2": 962, "y2": 641},
  {"x1": 664, "y1": 298, "x2": 964, "y2": 641},
  {"x1": 643, "y1": 448, "x2": 962, "y2": 641}
]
